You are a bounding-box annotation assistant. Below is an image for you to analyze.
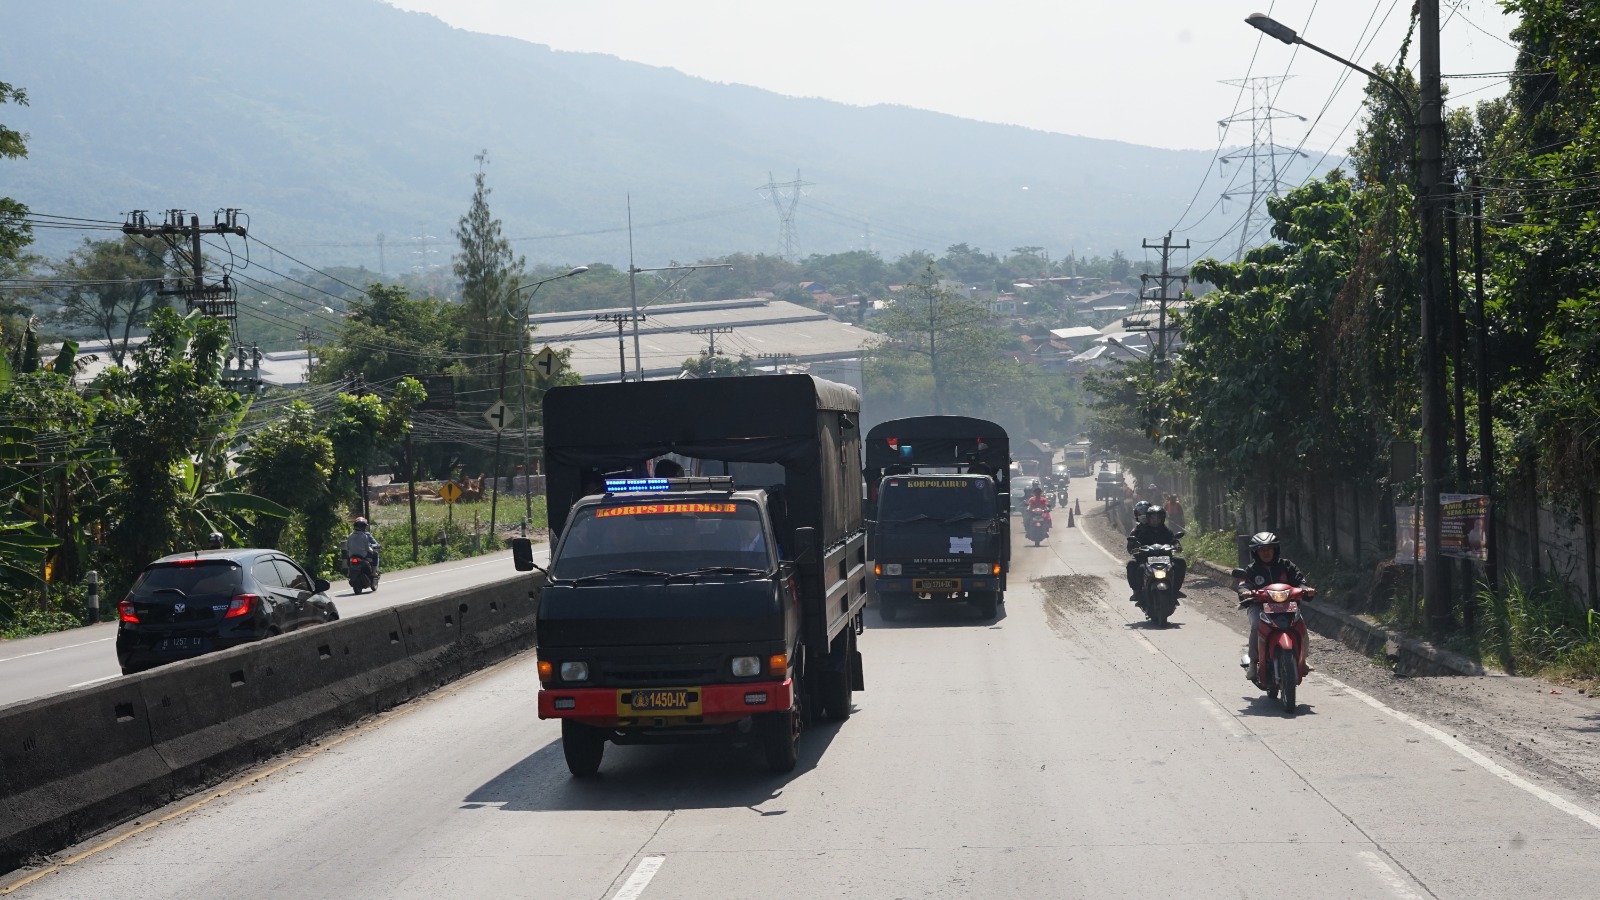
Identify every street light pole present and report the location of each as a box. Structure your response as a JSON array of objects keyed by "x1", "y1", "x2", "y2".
[
  {"x1": 511, "y1": 265, "x2": 589, "y2": 525},
  {"x1": 625, "y1": 262, "x2": 734, "y2": 380},
  {"x1": 1247, "y1": 8, "x2": 1451, "y2": 632}
]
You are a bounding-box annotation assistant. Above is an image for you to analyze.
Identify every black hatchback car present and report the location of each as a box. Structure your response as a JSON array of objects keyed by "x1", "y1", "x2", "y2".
[{"x1": 116, "y1": 549, "x2": 340, "y2": 675}]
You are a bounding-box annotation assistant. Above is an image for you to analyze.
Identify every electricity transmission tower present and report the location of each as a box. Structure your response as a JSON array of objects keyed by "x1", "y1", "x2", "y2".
[
  {"x1": 757, "y1": 171, "x2": 813, "y2": 263},
  {"x1": 1217, "y1": 75, "x2": 1308, "y2": 260}
]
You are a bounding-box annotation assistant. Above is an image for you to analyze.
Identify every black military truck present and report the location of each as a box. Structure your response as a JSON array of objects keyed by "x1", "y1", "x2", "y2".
[
  {"x1": 512, "y1": 375, "x2": 868, "y2": 775},
  {"x1": 863, "y1": 416, "x2": 1010, "y2": 620}
]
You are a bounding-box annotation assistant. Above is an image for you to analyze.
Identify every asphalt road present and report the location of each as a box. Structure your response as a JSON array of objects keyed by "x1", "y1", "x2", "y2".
[
  {"x1": 0, "y1": 547, "x2": 541, "y2": 710},
  {"x1": 9, "y1": 482, "x2": 1600, "y2": 898}
]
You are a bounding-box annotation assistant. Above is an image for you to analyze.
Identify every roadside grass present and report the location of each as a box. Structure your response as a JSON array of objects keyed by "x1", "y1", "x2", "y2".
[
  {"x1": 1181, "y1": 524, "x2": 1238, "y2": 571},
  {"x1": 369, "y1": 496, "x2": 547, "y2": 572},
  {"x1": 1478, "y1": 575, "x2": 1600, "y2": 685},
  {"x1": 0, "y1": 585, "x2": 93, "y2": 640}
]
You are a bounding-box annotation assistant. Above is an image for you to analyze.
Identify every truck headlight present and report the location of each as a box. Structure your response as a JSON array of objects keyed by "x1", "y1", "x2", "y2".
[
  {"x1": 559, "y1": 661, "x2": 589, "y2": 682},
  {"x1": 731, "y1": 655, "x2": 761, "y2": 677},
  {"x1": 883, "y1": 563, "x2": 902, "y2": 576},
  {"x1": 972, "y1": 563, "x2": 990, "y2": 575}
]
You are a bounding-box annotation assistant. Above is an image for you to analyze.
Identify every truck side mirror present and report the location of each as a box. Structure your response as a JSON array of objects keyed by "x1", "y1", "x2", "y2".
[
  {"x1": 511, "y1": 537, "x2": 536, "y2": 572},
  {"x1": 793, "y1": 526, "x2": 821, "y2": 565}
]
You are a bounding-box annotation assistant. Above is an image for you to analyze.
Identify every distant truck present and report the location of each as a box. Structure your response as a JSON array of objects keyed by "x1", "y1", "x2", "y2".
[
  {"x1": 863, "y1": 416, "x2": 1010, "y2": 620},
  {"x1": 514, "y1": 375, "x2": 868, "y2": 775},
  {"x1": 1062, "y1": 442, "x2": 1093, "y2": 478}
]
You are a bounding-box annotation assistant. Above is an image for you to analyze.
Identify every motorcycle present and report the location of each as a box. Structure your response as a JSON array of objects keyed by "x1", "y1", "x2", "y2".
[
  {"x1": 1023, "y1": 508, "x2": 1050, "y2": 545},
  {"x1": 347, "y1": 553, "x2": 380, "y2": 594},
  {"x1": 1133, "y1": 542, "x2": 1183, "y2": 626},
  {"x1": 1233, "y1": 570, "x2": 1312, "y2": 716}
]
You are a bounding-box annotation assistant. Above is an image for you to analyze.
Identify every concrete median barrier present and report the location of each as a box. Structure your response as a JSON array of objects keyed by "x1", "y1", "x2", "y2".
[
  {"x1": 0, "y1": 681, "x2": 169, "y2": 874},
  {"x1": 1, "y1": 571, "x2": 543, "y2": 876}
]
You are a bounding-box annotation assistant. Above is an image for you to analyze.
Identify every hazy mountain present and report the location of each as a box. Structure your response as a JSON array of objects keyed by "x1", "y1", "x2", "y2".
[{"x1": 2, "y1": 0, "x2": 1337, "y2": 270}]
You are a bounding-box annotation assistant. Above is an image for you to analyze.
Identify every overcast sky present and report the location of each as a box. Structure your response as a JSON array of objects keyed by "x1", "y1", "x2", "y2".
[{"x1": 387, "y1": 0, "x2": 1520, "y2": 156}]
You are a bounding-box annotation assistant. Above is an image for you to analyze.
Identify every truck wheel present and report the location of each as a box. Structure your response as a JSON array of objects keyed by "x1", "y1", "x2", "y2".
[
  {"x1": 561, "y1": 720, "x2": 606, "y2": 777},
  {"x1": 761, "y1": 699, "x2": 801, "y2": 773},
  {"x1": 821, "y1": 628, "x2": 854, "y2": 721},
  {"x1": 878, "y1": 594, "x2": 899, "y2": 622},
  {"x1": 975, "y1": 591, "x2": 999, "y2": 619}
]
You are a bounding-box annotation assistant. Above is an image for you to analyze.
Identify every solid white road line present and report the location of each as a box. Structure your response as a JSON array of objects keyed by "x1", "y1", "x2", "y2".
[
  {"x1": 1324, "y1": 673, "x2": 1600, "y2": 833},
  {"x1": 1194, "y1": 695, "x2": 1248, "y2": 738},
  {"x1": 1357, "y1": 850, "x2": 1427, "y2": 899},
  {"x1": 67, "y1": 674, "x2": 119, "y2": 688},
  {"x1": 611, "y1": 855, "x2": 665, "y2": 900},
  {"x1": 0, "y1": 636, "x2": 113, "y2": 665}
]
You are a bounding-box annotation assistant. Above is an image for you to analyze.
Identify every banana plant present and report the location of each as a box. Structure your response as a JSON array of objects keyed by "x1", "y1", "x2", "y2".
[{"x1": 172, "y1": 456, "x2": 292, "y2": 550}]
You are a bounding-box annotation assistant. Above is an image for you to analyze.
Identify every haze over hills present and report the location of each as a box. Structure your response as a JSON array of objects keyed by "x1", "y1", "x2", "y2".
[{"x1": 2, "y1": 0, "x2": 1338, "y2": 270}]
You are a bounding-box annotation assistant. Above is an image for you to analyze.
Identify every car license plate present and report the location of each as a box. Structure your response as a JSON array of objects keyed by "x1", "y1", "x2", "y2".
[
  {"x1": 157, "y1": 637, "x2": 209, "y2": 652},
  {"x1": 619, "y1": 688, "x2": 701, "y2": 716},
  {"x1": 913, "y1": 578, "x2": 959, "y2": 591},
  {"x1": 1262, "y1": 601, "x2": 1298, "y2": 614},
  {"x1": 1146, "y1": 555, "x2": 1171, "y2": 564}
]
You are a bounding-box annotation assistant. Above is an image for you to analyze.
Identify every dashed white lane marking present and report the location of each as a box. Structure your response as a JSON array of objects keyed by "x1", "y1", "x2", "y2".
[
  {"x1": 1194, "y1": 695, "x2": 1247, "y2": 738},
  {"x1": 612, "y1": 855, "x2": 665, "y2": 900},
  {"x1": 0, "y1": 636, "x2": 113, "y2": 664},
  {"x1": 68, "y1": 674, "x2": 119, "y2": 688},
  {"x1": 1358, "y1": 850, "x2": 1427, "y2": 899},
  {"x1": 1324, "y1": 674, "x2": 1600, "y2": 833}
]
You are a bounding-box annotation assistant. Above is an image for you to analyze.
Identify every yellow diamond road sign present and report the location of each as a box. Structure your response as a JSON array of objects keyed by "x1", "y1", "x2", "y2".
[
  {"x1": 438, "y1": 481, "x2": 462, "y2": 504},
  {"x1": 533, "y1": 346, "x2": 564, "y2": 378}
]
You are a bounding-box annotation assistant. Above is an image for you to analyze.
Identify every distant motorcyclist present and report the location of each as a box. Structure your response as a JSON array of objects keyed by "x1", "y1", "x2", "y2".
[
  {"x1": 1236, "y1": 532, "x2": 1315, "y2": 675},
  {"x1": 206, "y1": 531, "x2": 224, "y2": 550},
  {"x1": 1126, "y1": 503, "x2": 1185, "y2": 603},
  {"x1": 344, "y1": 516, "x2": 381, "y2": 574}
]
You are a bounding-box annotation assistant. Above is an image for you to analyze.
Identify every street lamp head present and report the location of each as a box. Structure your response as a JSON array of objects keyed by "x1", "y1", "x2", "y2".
[
  {"x1": 567, "y1": 266, "x2": 589, "y2": 276},
  {"x1": 1246, "y1": 13, "x2": 1300, "y2": 45}
]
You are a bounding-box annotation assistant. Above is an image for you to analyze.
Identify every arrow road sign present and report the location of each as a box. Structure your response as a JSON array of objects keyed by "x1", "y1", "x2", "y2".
[
  {"x1": 483, "y1": 400, "x2": 509, "y2": 432},
  {"x1": 532, "y1": 346, "x2": 564, "y2": 378}
]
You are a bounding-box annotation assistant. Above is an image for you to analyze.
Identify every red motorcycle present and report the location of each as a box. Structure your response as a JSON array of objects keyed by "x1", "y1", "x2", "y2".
[{"x1": 1232, "y1": 569, "x2": 1313, "y2": 715}]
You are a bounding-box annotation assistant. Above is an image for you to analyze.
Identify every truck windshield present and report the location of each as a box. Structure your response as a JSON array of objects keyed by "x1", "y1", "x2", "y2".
[
  {"x1": 551, "y1": 499, "x2": 773, "y2": 580},
  {"x1": 878, "y1": 478, "x2": 995, "y2": 523}
]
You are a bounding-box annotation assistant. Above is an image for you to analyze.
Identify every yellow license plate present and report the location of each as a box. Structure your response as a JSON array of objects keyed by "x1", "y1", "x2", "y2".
[
  {"x1": 913, "y1": 578, "x2": 959, "y2": 591},
  {"x1": 618, "y1": 688, "x2": 702, "y2": 716}
]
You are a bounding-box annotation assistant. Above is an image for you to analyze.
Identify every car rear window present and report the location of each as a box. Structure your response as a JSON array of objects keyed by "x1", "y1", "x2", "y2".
[{"x1": 134, "y1": 562, "x2": 243, "y2": 597}]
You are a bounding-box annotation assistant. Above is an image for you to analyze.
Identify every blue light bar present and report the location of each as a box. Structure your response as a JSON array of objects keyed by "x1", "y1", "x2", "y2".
[{"x1": 605, "y1": 478, "x2": 671, "y2": 493}]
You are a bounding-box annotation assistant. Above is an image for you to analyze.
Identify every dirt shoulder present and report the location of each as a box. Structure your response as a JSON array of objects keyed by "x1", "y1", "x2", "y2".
[{"x1": 1078, "y1": 500, "x2": 1600, "y2": 805}]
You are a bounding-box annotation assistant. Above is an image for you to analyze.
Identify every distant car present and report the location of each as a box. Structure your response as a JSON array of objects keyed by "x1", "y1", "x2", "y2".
[
  {"x1": 1095, "y1": 464, "x2": 1126, "y2": 502},
  {"x1": 116, "y1": 549, "x2": 339, "y2": 675}
]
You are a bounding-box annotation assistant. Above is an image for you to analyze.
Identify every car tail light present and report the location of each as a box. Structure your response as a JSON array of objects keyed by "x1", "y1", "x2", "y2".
[
  {"x1": 224, "y1": 593, "x2": 257, "y2": 619},
  {"x1": 118, "y1": 599, "x2": 139, "y2": 624}
]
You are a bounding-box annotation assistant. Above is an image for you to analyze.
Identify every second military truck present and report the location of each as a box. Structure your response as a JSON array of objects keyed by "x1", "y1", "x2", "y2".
[{"x1": 864, "y1": 416, "x2": 1010, "y2": 620}]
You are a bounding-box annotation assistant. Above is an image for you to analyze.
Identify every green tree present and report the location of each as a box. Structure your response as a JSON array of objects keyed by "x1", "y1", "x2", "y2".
[
  {"x1": 240, "y1": 401, "x2": 338, "y2": 562},
  {"x1": 313, "y1": 283, "x2": 465, "y2": 385},
  {"x1": 453, "y1": 152, "x2": 525, "y2": 377},
  {"x1": 52, "y1": 235, "x2": 171, "y2": 366},
  {"x1": 0, "y1": 78, "x2": 30, "y2": 261},
  {"x1": 680, "y1": 353, "x2": 754, "y2": 377}
]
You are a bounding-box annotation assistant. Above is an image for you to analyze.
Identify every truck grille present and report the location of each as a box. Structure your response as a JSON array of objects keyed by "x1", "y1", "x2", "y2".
[{"x1": 598, "y1": 655, "x2": 722, "y2": 687}]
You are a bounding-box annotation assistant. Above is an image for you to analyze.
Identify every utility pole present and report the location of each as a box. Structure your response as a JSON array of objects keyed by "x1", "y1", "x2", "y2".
[
  {"x1": 1134, "y1": 232, "x2": 1190, "y2": 372},
  {"x1": 689, "y1": 326, "x2": 733, "y2": 359},
  {"x1": 595, "y1": 313, "x2": 646, "y2": 380},
  {"x1": 488, "y1": 351, "x2": 508, "y2": 540},
  {"x1": 758, "y1": 352, "x2": 797, "y2": 373},
  {"x1": 405, "y1": 430, "x2": 419, "y2": 562},
  {"x1": 1472, "y1": 173, "x2": 1497, "y2": 593},
  {"x1": 1419, "y1": 0, "x2": 1451, "y2": 634},
  {"x1": 123, "y1": 207, "x2": 248, "y2": 346},
  {"x1": 376, "y1": 233, "x2": 387, "y2": 275}
]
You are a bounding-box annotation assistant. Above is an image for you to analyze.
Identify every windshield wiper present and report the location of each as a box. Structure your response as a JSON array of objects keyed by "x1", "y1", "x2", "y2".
[
  {"x1": 941, "y1": 513, "x2": 989, "y2": 523},
  {"x1": 568, "y1": 568, "x2": 673, "y2": 584},
  {"x1": 666, "y1": 566, "x2": 770, "y2": 581},
  {"x1": 884, "y1": 514, "x2": 938, "y2": 523}
]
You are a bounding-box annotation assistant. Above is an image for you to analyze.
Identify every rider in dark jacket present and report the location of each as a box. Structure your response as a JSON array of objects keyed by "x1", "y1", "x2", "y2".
[
  {"x1": 1236, "y1": 532, "x2": 1315, "y2": 673},
  {"x1": 1126, "y1": 504, "x2": 1185, "y2": 602}
]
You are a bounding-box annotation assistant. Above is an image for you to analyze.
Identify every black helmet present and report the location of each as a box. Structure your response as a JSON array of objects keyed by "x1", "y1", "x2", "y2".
[
  {"x1": 1147, "y1": 506, "x2": 1167, "y2": 525},
  {"x1": 1248, "y1": 531, "x2": 1280, "y2": 561},
  {"x1": 1133, "y1": 500, "x2": 1151, "y2": 517},
  {"x1": 207, "y1": 532, "x2": 224, "y2": 549}
]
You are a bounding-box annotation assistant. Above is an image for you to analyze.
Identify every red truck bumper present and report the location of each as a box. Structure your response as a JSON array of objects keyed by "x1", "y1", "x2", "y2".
[{"x1": 538, "y1": 679, "x2": 794, "y2": 726}]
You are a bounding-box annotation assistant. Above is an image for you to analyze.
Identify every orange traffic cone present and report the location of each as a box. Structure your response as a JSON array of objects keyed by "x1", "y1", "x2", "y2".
[
  {"x1": 1067, "y1": 507, "x2": 1076, "y2": 528},
  {"x1": 1074, "y1": 498, "x2": 1082, "y2": 516}
]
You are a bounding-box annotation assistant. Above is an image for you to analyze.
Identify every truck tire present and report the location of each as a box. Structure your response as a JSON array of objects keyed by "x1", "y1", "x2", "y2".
[
  {"x1": 878, "y1": 593, "x2": 900, "y2": 622},
  {"x1": 561, "y1": 720, "x2": 605, "y2": 777},
  {"x1": 761, "y1": 698, "x2": 801, "y2": 773},
  {"x1": 974, "y1": 591, "x2": 999, "y2": 619},
  {"x1": 821, "y1": 628, "x2": 854, "y2": 721}
]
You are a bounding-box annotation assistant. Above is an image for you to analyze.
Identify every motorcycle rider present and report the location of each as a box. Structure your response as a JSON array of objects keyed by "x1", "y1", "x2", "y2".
[
  {"x1": 206, "y1": 531, "x2": 224, "y2": 550},
  {"x1": 344, "y1": 516, "x2": 381, "y2": 580},
  {"x1": 1236, "y1": 532, "x2": 1316, "y2": 677},
  {"x1": 1025, "y1": 483, "x2": 1054, "y2": 527},
  {"x1": 1125, "y1": 503, "x2": 1185, "y2": 604}
]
